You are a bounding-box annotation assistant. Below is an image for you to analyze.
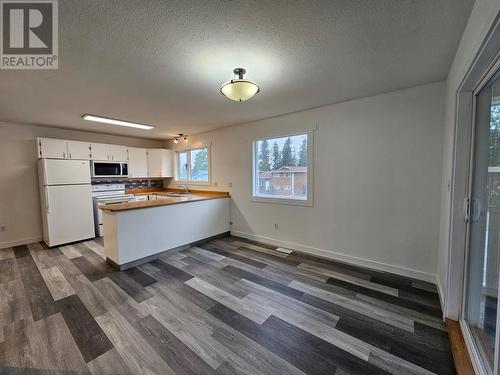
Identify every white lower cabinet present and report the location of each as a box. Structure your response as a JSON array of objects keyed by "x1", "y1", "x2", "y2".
[{"x1": 155, "y1": 195, "x2": 171, "y2": 200}]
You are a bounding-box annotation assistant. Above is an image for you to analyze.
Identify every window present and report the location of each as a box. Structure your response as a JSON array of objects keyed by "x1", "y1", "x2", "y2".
[
  {"x1": 178, "y1": 151, "x2": 188, "y2": 180},
  {"x1": 175, "y1": 147, "x2": 210, "y2": 183},
  {"x1": 253, "y1": 132, "x2": 313, "y2": 206}
]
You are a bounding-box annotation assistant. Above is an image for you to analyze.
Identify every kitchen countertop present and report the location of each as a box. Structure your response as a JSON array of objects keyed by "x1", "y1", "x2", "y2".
[{"x1": 99, "y1": 190, "x2": 230, "y2": 212}]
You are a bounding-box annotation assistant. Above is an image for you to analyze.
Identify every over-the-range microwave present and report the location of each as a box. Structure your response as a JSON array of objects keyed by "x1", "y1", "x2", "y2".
[{"x1": 91, "y1": 161, "x2": 128, "y2": 178}]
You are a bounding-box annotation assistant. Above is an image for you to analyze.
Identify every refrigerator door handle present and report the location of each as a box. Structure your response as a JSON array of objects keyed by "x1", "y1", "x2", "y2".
[
  {"x1": 43, "y1": 161, "x2": 49, "y2": 185},
  {"x1": 45, "y1": 187, "x2": 51, "y2": 213}
]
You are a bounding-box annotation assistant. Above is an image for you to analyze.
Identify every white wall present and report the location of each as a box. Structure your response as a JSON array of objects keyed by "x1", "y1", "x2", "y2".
[
  {"x1": 437, "y1": 0, "x2": 500, "y2": 311},
  {"x1": 0, "y1": 121, "x2": 162, "y2": 248},
  {"x1": 167, "y1": 82, "x2": 446, "y2": 282}
]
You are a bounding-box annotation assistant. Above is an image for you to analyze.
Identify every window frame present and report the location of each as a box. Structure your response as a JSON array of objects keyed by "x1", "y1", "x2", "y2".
[
  {"x1": 251, "y1": 130, "x2": 314, "y2": 206},
  {"x1": 174, "y1": 146, "x2": 211, "y2": 185}
]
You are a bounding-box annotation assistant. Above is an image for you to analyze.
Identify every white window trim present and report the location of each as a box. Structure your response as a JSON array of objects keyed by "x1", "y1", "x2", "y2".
[
  {"x1": 173, "y1": 146, "x2": 211, "y2": 186},
  {"x1": 251, "y1": 130, "x2": 314, "y2": 207}
]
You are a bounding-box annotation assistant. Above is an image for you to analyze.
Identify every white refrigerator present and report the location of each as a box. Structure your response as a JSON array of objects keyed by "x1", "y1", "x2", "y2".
[{"x1": 38, "y1": 159, "x2": 95, "y2": 247}]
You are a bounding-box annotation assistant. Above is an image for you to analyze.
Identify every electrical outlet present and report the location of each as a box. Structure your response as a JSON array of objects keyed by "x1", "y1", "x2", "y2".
[
  {"x1": 274, "y1": 223, "x2": 279, "y2": 230},
  {"x1": 213, "y1": 181, "x2": 218, "y2": 187},
  {"x1": 228, "y1": 182, "x2": 233, "y2": 188},
  {"x1": 0, "y1": 226, "x2": 6, "y2": 232}
]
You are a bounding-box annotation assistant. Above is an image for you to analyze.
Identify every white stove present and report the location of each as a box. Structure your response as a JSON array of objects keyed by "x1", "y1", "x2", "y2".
[{"x1": 91, "y1": 183, "x2": 134, "y2": 237}]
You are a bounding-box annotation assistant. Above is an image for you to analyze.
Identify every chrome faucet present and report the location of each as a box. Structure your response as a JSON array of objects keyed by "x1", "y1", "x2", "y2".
[{"x1": 177, "y1": 185, "x2": 189, "y2": 193}]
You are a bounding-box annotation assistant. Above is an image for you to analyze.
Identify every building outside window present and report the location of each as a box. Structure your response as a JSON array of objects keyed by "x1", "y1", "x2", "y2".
[{"x1": 252, "y1": 132, "x2": 313, "y2": 206}]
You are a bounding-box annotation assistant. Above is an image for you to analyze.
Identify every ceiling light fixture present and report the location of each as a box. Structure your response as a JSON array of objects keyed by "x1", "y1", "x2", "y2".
[
  {"x1": 220, "y1": 68, "x2": 260, "y2": 102},
  {"x1": 82, "y1": 114, "x2": 154, "y2": 130},
  {"x1": 173, "y1": 134, "x2": 187, "y2": 144}
]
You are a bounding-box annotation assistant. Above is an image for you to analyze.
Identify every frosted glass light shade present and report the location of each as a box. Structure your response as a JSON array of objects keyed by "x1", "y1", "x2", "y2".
[{"x1": 220, "y1": 79, "x2": 260, "y2": 102}]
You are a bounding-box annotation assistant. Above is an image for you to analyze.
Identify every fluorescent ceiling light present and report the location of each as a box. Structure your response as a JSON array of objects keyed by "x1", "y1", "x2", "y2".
[{"x1": 82, "y1": 114, "x2": 155, "y2": 130}]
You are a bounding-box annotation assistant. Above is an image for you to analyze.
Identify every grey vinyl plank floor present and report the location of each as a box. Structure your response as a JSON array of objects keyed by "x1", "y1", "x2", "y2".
[{"x1": 0, "y1": 236, "x2": 455, "y2": 374}]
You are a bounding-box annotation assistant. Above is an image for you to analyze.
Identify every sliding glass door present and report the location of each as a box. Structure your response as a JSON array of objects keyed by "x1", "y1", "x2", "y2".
[{"x1": 464, "y1": 72, "x2": 500, "y2": 374}]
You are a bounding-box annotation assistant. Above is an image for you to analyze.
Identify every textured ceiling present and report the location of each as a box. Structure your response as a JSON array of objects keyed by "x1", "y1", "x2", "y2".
[{"x1": 0, "y1": 0, "x2": 474, "y2": 139}]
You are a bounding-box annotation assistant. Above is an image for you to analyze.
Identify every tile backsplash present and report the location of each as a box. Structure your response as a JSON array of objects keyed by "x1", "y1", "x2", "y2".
[{"x1": 126, "y1": 179, "x2": 164, "y2": 189}]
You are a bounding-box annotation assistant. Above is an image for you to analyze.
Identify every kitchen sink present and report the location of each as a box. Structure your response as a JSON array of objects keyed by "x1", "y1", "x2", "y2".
[{"x1": 165, "y1": 192, "x2": 192, "y2": 197}]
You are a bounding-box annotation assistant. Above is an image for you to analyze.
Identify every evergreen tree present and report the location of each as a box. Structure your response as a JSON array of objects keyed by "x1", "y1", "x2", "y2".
[
  {"x1": 258, "y1": 139, "x2": 271, "y2": 171},
  {"x1": 191, "y1": 149, "x2": 208, "y2": 178},
  {"x1": 298, "y1": 138, "x2": 307, "y2": 167},
  {"x1": 490, "y1": 105, "x2": 500, "y2": 166},
  {"x1": 281, "y1": 137, "x2": 294, "y2": 167},
  {"x1": 272, "y1": 142, "x2": 281, "y2": 170}
]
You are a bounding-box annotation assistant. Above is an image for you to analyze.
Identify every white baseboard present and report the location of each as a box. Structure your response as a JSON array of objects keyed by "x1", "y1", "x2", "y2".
[
  {"x1": 436, "y1": 279, "x2": 445, "y2": 320},
  {"x1": 231, "y1": 230, "x2": 437, "y2": 284},
  {"x1": 0, "y1": 236, "x2": 42, "y2": 249}
]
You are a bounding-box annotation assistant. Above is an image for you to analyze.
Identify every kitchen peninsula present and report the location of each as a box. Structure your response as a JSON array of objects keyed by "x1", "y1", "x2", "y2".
[{"x1": 100, "y1": 190, "x2": 230, "y2": 269}]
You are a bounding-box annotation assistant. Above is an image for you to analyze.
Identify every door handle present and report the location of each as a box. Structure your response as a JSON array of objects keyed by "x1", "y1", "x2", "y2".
[
  {"x1": 43, "y1": 162, "x2": 49, "y2": 185},
  {"x1": 464, "y1": 198, "x2": 470, "y2": 223},
  {"x1": 45, "y1": 187, "x2": 51, "y2": 213}
]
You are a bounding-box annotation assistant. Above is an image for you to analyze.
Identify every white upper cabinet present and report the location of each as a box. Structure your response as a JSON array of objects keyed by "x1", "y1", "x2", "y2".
[
  {"x1": 147, "y1": 149, "x2": 172, "y2": 178},
  {"x1": 90, "y1": 143, "x2": 128, "y2": 161},
  {"x1": 38, "y1": 138, "x2": 68, "y2": 159},
  {"x1": 66, "y1": 141, "x2": 91, "y2": 160},
  {"x1": 38, "y1": 139, "x2": 171, "y2": 179},
  {"x1": 127, "y1": 147, "x2": 148, "y2": 178},
  {"x1": 109, "y1": 145, "x2": 128, "y2": 162},
  {"x1": 90, "y1": 143, "x2": 110, "y2": 161}
]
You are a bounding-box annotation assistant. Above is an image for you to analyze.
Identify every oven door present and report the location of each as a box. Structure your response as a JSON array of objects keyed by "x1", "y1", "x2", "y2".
[{"x1": 92, "y1": 162, "x2": 123, "y2": 177}]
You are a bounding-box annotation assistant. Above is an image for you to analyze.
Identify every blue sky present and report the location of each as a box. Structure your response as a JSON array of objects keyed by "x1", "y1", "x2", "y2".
[{"x1": 258, "y1": 134, "x2": 307, "y2": 156}]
